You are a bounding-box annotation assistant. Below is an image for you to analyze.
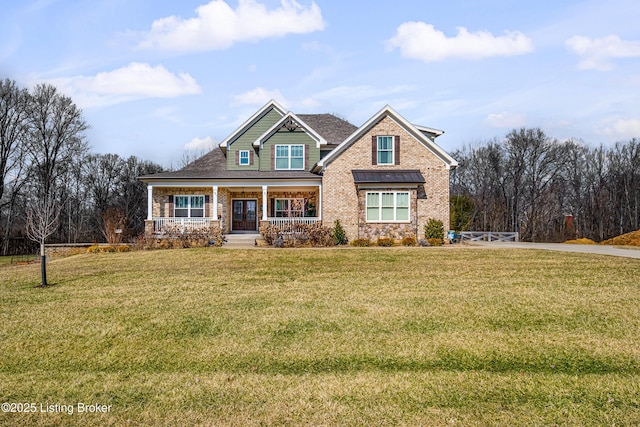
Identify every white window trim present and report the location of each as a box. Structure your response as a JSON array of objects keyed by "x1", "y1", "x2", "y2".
[
  {"x1": 377, "y1": 136, "x2": 394, "y2": 165},
  {"x1": 275, "y1": 144, "x2": 305, "y2": 170},
  {"x1": 365, "y1": 191, "x2": 410, "y2": 223},
  {"x1": 174, "y1": 195, "x2": 205, "y2": 218},
  {"x1": 239, "y1": 150, "x2": 250, "y2": 165}
]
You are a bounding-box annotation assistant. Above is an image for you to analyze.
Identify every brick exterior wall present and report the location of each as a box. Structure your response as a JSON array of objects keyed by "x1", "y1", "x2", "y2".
[{"x1": 322, "y1": 116, "x2": 451, "y2": 241}]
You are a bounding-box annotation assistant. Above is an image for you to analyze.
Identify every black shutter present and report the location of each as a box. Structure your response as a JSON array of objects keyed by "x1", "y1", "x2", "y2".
[
  {"x1": 372, "y1": 135, "x2": 377, "y2": 165},
  {"x1": 168, "y1": 195, "x2": 174, "y2": 217},
  {"x1": 394, "y1": 135, "x2": 400, "y2": 165},
  {"x1": 205, "y1": 195, "x2": 210, "y2": 217}
]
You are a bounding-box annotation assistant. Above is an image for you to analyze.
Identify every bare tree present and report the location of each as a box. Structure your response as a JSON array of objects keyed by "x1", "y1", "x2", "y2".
[
  {"x1": 22, "y1": 83, "x2": 88, "y2": 281},
  {"x1": 0, "y1": 79, "x2": 30, "y2": 254},
  {"x1": 26, "y1": 194, "x2": 61, "y2": 286},
  {"x1": 25, "y1": 83, "x2": 89, "y2": 198}
]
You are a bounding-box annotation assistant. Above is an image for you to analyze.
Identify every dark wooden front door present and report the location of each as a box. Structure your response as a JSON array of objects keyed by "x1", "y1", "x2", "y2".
[{"x1": 232, "y1": 200, "x2": 257, "y2": 231}]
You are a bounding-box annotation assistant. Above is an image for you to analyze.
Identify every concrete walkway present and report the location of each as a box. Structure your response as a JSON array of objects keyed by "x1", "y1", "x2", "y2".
[{"x1": 470, "y1": 241, "x2": 640, "y2": 259}]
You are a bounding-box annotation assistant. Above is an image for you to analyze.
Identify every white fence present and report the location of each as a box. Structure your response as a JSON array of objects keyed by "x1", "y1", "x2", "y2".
[
  {"x1": 154, "y1": 217, "x2": 212, "y2": 233},
  {"x1": 460, "y1": 231, "x2": 520, "y2": 242}
]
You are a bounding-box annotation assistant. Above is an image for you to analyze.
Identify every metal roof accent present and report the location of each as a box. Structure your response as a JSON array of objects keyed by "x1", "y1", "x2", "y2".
[{"x1": 351, "y1": 169, "x2": 426, "y2": 184}]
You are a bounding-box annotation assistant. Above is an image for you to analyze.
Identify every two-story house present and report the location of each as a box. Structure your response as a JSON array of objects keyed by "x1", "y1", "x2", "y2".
[{"x1": 139, "y1": 100, "x2": 457, "y2": 241}]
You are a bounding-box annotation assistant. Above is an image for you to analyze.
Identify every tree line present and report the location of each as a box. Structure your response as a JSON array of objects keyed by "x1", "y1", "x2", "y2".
[
  {"x1": 450, "y1": 128, "x2": 640, "y2": 242},
  {"x1": 0, "y1": 78, "x2": 163, "y2": 255}
]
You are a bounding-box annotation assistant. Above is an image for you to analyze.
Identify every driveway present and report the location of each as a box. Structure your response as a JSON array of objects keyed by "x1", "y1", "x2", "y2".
[{"x1": 469, "y1": 241, "x2": 640, "y2": 259}]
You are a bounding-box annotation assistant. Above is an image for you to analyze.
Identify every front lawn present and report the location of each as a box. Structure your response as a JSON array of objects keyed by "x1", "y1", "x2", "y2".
[{"x1": 0, "y1": 247, "x2": 639, "y2": 426}]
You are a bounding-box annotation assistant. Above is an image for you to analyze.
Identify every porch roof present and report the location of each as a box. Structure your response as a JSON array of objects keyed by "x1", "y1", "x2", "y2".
[
  {"x1": 139, "y1": 147, "x2": 320, "y2": 182},
  {"x1": 351, "y1": 169, "x2": 426, "y2": 184}
]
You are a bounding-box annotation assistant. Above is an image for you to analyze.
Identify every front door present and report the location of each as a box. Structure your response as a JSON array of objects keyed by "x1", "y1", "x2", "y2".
[{"x1": 232, "y1": 200, "x2": 257, "y2": 231}]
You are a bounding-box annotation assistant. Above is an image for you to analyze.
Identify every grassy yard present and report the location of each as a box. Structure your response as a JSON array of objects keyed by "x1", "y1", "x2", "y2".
[{"x1": 0, "y1": 247, "x2": 639, "y2": 426}]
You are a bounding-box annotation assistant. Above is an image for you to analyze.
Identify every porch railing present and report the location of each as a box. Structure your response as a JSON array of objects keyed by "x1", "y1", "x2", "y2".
[
  {"x1": 153, "y1": 217, "x2": 212, "y2": 233},
  {"x1": 267, "y1": 217, "x2": 320, "y2": 228}
]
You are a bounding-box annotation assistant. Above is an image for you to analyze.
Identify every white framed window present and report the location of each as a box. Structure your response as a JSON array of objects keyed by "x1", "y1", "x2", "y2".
[
  {"x1": 366, "y1": 192, "x2": 409, "y2": 222},
  {"x1": 275, "y1": 144, "x2": 304, "y2": 170},
  {"x1": 174, "y1": 195, "x2": 205, "y2": 218},
  {"x1": 239, "y1": 150, "x2": 250, "y2": 165},
  {"x1": 274, "y1": 198, "x2": 305, "y2": 217},
  {"x1": 377, "y1": 136, "x2": 394, "y2": 165}
]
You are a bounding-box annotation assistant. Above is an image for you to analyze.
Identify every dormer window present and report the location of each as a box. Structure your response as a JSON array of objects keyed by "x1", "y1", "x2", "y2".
[
  {"x1": 275, "y1": 144, "x2": 304, "y2": 170},
  {"x1": 239, "y1": 150, "x2": 250, "y2": 165}
]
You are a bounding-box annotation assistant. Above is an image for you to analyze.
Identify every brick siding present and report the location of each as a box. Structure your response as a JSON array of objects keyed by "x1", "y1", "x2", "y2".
[{"x1": 322, "y1": 116, "x2": 451, "y2": 241}]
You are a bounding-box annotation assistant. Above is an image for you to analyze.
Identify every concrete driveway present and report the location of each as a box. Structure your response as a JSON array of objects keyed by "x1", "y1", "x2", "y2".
[{"x1": 469, "y1": 241, "x2": 640, "y2": 259}]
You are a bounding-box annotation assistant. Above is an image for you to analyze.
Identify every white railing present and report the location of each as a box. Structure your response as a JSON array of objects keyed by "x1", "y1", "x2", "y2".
[
  {"x1": 154, "y1": 217, "x2": 212, "y2": 233},
  {"x1": 460, "y1": 231, "x2": 520, "y2": 242},
  {"x1": 268, "y1": 217, "x2": 320, "y2": 228}
]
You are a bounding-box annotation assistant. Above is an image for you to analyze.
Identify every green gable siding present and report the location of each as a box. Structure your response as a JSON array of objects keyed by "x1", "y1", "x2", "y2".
[
  {"x1": 227, "y1": 109, "x2": 282, "y2": 171},
  {"x1": 259, "y1": 130, "x2": 320, "y2": 171}
]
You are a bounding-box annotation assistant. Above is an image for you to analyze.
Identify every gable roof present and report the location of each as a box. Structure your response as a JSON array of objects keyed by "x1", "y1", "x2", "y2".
[
  {"x1": 314, "y1": 105, "x2": 458, "y2": 172},
  {"x1": 219, "y1": 99, "x2": 286, "y2": 152},
  {"x1": 253, "y1": 112, "x2": 328, "y2": 148}
]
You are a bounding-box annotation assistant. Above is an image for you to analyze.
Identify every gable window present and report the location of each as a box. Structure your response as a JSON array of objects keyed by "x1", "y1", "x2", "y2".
[
  {"x1": 366, "y1": 192, "x2": 409, "y2": 222},
  {"x1": 239, "y1": 150, "x2": 250, "y2": 165},
  {"x1": 275, "y1": 144, "x2": 304, "y2": 170},
  {"x1": 174, "y1": 195, "x2": 205, "y2": 218},
  {"x1": 377, "y1": 136, "x2": 394, "y2": 165},
  {"x1": 274, "y1": 198, "x2": 304, "y2": 217}
]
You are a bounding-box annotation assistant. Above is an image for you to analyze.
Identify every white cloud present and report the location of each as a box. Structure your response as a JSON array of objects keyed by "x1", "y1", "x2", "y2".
[
  {"x1": 566, "y1": 34, "x2": 640, "y2": 70},
  {"x1": 386, "y1": 22, "x2": 534, "y2": 62},
  {"x1": 232, "y1": 87, "x2": 288, "y2": 106},
  {"x1": 597, "y1": 118, "x2": 640, "y2": 140},
  {"x1": 46, "y1": 62, "x2": 200, "y2": 108},
  {"x1": 486, "y1": 111, "x2": 527, "y2": 128},
  {"x1": 136, "y1": 0, "x2": 324, "y2": 52},
  {"x1": 184, "y1": 136, "x2": 217, "y2": 151}
]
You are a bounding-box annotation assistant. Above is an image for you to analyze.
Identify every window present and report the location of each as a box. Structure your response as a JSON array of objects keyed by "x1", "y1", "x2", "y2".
[
  {"x1": 366, "y1": 192, "x2": 409, "y2": 222},
  {"x1": 174, "y1": 195, "x2": 205, "y2": 217},
  {"x1": 274, "y1": 198, "x2": 304, "y2": 217},
  {"x1": 377, "y1": 136, "x2": 394, "y2": 165},
  {"x1": 239, "y1": 150, "x2": 250, "y2": 165},
  {"x1": 275, "y1": 144, "x2": 304, "y2": 170}
]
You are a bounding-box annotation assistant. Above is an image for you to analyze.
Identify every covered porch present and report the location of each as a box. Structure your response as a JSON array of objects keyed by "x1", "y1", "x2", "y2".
[{"x1": 144, "y1": 182, "x2": 322, "y2": 235}]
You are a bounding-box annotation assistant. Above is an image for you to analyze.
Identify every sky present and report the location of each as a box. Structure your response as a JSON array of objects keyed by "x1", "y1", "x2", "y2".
[{"x1": 1, "y1": 0, "x2": 639, "y2": 167}]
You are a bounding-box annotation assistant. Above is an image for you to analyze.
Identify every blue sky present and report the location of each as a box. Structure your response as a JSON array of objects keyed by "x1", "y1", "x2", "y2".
[{"x1": 2, "y1": 0, "x2": 639, "y2": 167}]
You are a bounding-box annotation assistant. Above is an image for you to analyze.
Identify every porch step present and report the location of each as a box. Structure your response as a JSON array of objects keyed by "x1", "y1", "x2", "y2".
[{"x1": 223, "y1": 233, "x2": 263, "y2": 248}]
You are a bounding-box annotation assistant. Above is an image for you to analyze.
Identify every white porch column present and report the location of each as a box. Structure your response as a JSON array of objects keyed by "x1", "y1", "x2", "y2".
[
  {"x1": 147, "y1": 185, "x2": 153, "y2": 220},
  {"x1": 262, "y1": 185, "x2": 268, "y2": 220},
  {"x1": 212, "y1": 186, "x2": 218, "y2": 219},
  {"x1": 318, "y1": 184, "x2": 322, "y2": 220}
]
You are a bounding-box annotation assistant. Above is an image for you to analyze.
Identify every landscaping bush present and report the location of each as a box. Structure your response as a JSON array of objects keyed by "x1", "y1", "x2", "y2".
[
  {"x1": 424, "y1": 218, "x2": 444, "y2": 246},
  {"x1": 333, "y1": 220, "x2": 348, "y2": 245},
  {"x1": 86, "y1": 244, "x2": 102, "y2": 254},
  {"x1": 376, "y1": 237, "x2": 395, "y2": 247},
  {"x1": 140, "y1": 225, "x2": 225, "y2": 250},
  {"x1": 401, "y1": 235, "x2": 417, "y2": 246},
  {"x1": 427, "y1": 238, "x2": 443, "y2": 247},
  {"x1": 116, "y1": 245, "x2": 131, "y2": 252},
  {"x1": 350, "y1": 238, "x2": 371, "y2": 247},
  {"x1": 260, "y1": 222, "x2": 334, "y2": 247}
]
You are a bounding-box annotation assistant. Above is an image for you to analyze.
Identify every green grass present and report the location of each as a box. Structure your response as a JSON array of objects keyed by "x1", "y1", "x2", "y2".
[{"x1": 1, "y1": 247, "x2": 639, "y2": 426}]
